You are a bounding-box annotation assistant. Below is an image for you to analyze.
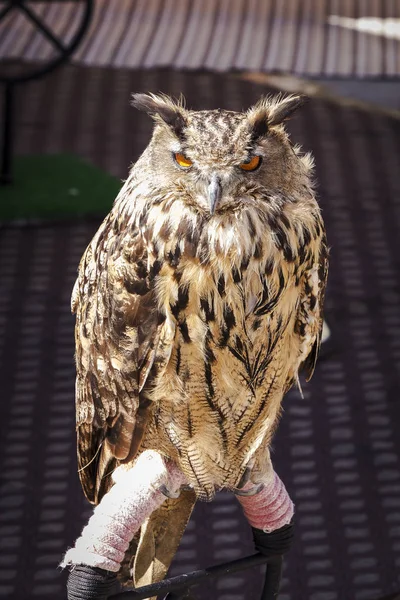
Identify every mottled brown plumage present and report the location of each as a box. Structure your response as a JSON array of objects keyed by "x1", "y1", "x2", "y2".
[{"x1": 72, "y1": 93, "x2": 328, "y2": 514}]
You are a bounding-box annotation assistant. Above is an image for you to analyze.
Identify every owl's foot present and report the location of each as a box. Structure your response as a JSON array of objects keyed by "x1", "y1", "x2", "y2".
[
  {"x1": 235, "y1": 471, "x2": 294, "y2": 533},
  {"x1": 61, "y1": 451, "x2": 186, "y2": 574}
]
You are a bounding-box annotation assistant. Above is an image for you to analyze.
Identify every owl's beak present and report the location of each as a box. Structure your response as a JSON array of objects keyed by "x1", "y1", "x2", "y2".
[{"x1": 208, "y1": 175, "x2": 222, "y2": 215}]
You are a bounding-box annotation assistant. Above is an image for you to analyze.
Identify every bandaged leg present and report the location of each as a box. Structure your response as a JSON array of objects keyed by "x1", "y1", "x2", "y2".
[
  {"x1": 236, "y1": 470, "x2": 294, "y2": 557},
  {"x1": 236, "y1": 470, "x2": 294, "y2": 533},
  {"x1": 61, "y1": 450, "x2": 186, "y2": 572}
]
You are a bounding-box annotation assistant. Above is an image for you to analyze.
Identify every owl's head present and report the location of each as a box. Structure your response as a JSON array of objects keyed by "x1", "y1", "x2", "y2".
[{"x1": 132, "y1": 93, "x2": 311, "y2": 216}]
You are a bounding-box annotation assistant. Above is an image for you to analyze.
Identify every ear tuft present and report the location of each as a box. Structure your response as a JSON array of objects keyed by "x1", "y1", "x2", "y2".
[
  {"x1": 249, "y1": 112, "x2": 269, "y2": 142},
  {"x1": 268, "y1": 95, "x2": 307, "y2": 126},
  {"x1": 247, "y1": 94, "x2": 307, "y2": 138},
  {"x1": 131, "y1": 93, "x2": 187, "y2": 138}
]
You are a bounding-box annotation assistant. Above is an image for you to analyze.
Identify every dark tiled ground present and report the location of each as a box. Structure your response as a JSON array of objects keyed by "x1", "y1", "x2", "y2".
[{"x1": 1, "y1": 65, "x2": 400, "y2": 600}]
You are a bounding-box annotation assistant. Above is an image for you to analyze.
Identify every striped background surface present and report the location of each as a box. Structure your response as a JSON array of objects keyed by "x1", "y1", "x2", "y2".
[
  {"x1": 1, "y1": 63, "x2": 400, "y2": 599},
  {"x1": 0, "y1": 0, "x2": 400, "y2": 77}
]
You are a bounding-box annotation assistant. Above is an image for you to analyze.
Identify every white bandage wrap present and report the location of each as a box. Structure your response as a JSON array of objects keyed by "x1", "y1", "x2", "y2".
[{"x1": 61, "y1": 451, "x2": 185, "y2": 572}]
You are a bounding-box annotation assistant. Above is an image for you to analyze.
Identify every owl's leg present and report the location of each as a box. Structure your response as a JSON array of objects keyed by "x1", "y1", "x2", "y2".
[
  {"x1": 61, "y1": 450, "x2": 186, "y2": 599},
  {"x1": 235, "y1": 468, "x2": 294, "y2": 557},
  {"x1": 236, "y1": 470, "x2": 294, "y2": 533}
]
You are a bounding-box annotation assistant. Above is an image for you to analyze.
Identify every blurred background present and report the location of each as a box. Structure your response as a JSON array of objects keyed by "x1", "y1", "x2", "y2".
[{"x1": 0, "y1": 2, "x2": 399, "y2": 599}]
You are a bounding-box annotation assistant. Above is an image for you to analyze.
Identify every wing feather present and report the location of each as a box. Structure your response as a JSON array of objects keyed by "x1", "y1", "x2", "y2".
[
  {"x1": 73, "y1": 213, "x2": 171, "y2": 504},
  {"x1": 296, "y1": 229, "x2": 329, "y2": 381}
]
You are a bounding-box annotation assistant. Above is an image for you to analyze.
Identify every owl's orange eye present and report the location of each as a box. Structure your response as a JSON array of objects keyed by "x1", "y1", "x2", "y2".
[
  {"x1": 174, "y1": 152, "x2": 193, "y2": 168},
  {"x1": 240, "y1": 155, "x2": 262, "y2": 171}
]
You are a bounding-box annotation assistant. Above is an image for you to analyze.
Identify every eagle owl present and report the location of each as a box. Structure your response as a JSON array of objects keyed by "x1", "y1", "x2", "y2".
[{"x1": 71, "y1": 93, "x2": 328, "y2": 585}]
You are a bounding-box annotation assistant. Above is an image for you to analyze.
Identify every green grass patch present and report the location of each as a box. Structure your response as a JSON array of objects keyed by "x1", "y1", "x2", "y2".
[{"x1": 0, "y1": 154, "x2": 121, "y2": 220}]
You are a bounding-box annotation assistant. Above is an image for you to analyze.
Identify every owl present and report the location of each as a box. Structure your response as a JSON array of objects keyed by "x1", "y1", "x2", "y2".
[{"x1": 65, "y1": 93, "x2": 328, "y2": 596}]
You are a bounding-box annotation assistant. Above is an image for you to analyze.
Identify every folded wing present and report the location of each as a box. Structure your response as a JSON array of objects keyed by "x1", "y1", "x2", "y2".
[{"x1": 72, "y1": 214, "x2": 174, "y2": 504}]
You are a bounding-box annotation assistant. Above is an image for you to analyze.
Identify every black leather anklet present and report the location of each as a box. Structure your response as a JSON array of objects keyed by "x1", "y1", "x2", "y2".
[
  {"x1": 252, "y1": 520, "x2": 294, "y2": 557},
  {"x1": 67, "y1": 564, "x2": 118, "y2": 600}
]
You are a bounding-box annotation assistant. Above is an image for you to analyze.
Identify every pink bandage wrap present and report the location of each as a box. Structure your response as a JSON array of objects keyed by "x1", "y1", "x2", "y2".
[
  {"x1": 236, "y1": 471, "x2": 294, "y2": 532},
  {"x1": 61, "y1": 450, "x2": 185, "y2": 572}
]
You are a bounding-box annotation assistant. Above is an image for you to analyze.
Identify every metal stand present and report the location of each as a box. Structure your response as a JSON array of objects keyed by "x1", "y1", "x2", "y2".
[
  {"x1": 0, "y1": 0, "x2": 93, "y2": 184},
  {"x1": 260, "y1": 556, "x2": 283, "y2": 600},
  {"x1": 110, "y1": 553, "x2": 284, "y2": 600}
]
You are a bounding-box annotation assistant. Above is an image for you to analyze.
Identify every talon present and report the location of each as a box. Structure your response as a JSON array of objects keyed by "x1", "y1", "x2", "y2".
[
  {"x1": 234, "y1": 482, "x2": 264, "y2": 497},
  {"x1": 237, "y1": 467, "x2": 252, "y2": 489},
  {"x1": 180, "y1": 484, "x2": 194, "y2": 492},
  {"x1": 158, "y1": 484, "x2": 181, "y2": 499}
]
